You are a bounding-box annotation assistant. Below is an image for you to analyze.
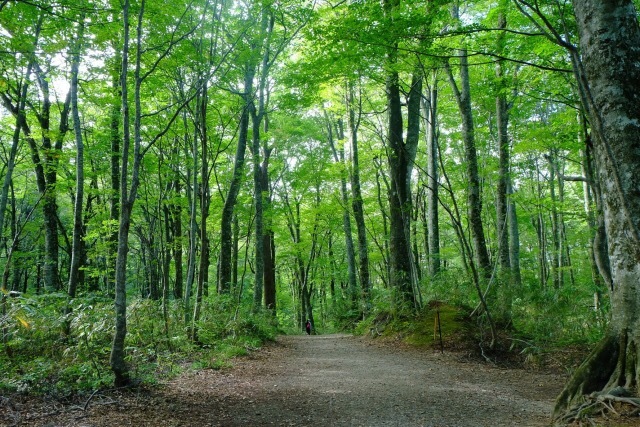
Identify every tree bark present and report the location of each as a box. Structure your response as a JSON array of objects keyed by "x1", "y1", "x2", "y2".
[
  {"x1": 326, "y1": 114, "x2": 357, "y2": 309},
  {"x1": 554, "y1": 0, "x2": 640, "y2": 416},
  {"x1": 218, "y1": 66, "x2": 253, "y2": 293},
  {"x1": 425, "y1": 84, "x2": 440, "y2": 277},
  {"x1": 495, "y1": 4, "x2": 512, "y2": 317},
  {"x1": 445, "y1": 52, "x2": 491, "y2": 283},
  {"x1": 67, "y1": 18, "x2": 86, "y2": 299},
  {"x1": 110, "y1": 0, "x2": 133, "y2": 386},
  {"x1": 347, "y1": 82, "x2": 371, "y2": 313},
  {"x1": 383, "y1": 0, "x2": 420, "y2": 307}
]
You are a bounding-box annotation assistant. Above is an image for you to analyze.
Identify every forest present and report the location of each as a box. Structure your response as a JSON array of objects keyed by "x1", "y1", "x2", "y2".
[{"x1": 1, "y1": 0, "x2": 639, "y2": 423}]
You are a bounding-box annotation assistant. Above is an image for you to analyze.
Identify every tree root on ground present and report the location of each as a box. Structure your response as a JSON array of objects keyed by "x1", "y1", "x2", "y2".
[{"x1": 558, "y1": 390, "x2": 640, "y2": 425}]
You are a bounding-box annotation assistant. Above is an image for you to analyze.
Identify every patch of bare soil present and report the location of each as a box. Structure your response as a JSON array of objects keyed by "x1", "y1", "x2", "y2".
[{"x1": 2, "y1": 334, "x2": 566, "y2": 426}]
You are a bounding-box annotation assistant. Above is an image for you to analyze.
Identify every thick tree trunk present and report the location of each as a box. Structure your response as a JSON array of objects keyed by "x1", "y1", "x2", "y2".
[
  {"x1": 110, "y1": 0, "x2": 132, "y2": 386},
  {"x1": 554, "y1": 0, "x2": 640, "y2": 417},
  {"x1": 382, "y1": 0, "x2": 417, "y2": 308},
  {"x1": 218, "y1": 67, "x2": 252, "y2": 293}
]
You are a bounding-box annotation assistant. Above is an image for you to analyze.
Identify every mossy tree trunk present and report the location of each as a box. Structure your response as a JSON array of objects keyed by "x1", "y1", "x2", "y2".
[{"x1": 554, "y1": 0, "x2": 640, "y2": 417}]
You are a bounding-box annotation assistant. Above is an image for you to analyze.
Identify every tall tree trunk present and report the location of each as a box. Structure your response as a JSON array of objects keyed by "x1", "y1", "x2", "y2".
[
  {"x1": 110, "y1": 0, "x2": 133, "y2": 386},
  {"x1": 184, "y1": 105, "x2": 198, "y2": 321},
  {"x1": 548, "y1": 149, "x2": 562, "y2": 289},
  {"x1": 425, "y1": 83, "x2": 440, "y2": 277},
  {"x1": 445, "y1": 52, "x2": 491, "y2": 282},
  {"x1": 67, "y1": 18, "x2": 86, "y2": 299},
  {"x1": 251, "y1": 98, "x2": 264, "y2": 312},
  {"x1": 109, "y1": 49, "x2": 122, "y2": 296},
  {"x1": 262, "y1": 147, "x2": 277, "y2": 312},
  {"x1": 193, "y1": 87, "x2": 210, "y2": 339},
  {"x1": 347, "y1": 81, "x2": 371, "y2": 313},
  {"x1": 507, "y1": 179, "x2": 522, "y2": 287},
  {"x1": 251, "y1": 7, "x2": 275, "y2": 313},
  {"x1": 326, "y1": 114, "x2": 357, "y2": 309},
  {"x1": 173, "y1": 154, "x2": 184, "y2": 299},
  {"x1": 554, "y1": 0, "x2": 640, "y2": 416},
  {"x1": 218, "y1": 67, "x2": 253, "y2": 293},
  {"x1": 374, "y1": 157, "x2": 392, "y2": 288},
  {"x1": 383, "y1": 0, "x2": 420, "y2": 308},
  {"x1": 495, "y1": 4, "x2": 512, "y2": 318}
]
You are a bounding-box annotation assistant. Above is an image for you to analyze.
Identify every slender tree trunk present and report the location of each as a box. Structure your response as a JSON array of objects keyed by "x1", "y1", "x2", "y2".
[
  {"x1": 425, "y1": 84, "x2": 440, "y2": 277},
  {"x1": 262, "y1": 148, "x2": 276, "y2": 312},
  {"x1": 193, "y1": 87, "x2": 210, "y2": 339},
  {"x1": 445, "y1": 53, "x2": 491, "y2": 282},
  {"x1": 251, "y1": 101, "x2": 265, "y2": 312},
  {"x1": 548, "y1": 149, "x2": 561, "y2": 289},
  {"x1": 0, "y1": 62, "x2": 34, "y2": 257},
  {"x1": 374, "y1": 157, "x2": 392, "y2": 288},
  {"x1": 347, "y1": 82, "x2": 371, "y2": 313},
  {"x1": 507, "y1": 179, "x2": 522, "y2": 287},
  {"x1": 67, "y1": 18, "x2": 86, "y2": 298},
  {"x1": 326, "y1": 114, "x2": 357, "y2": 309},
  {"x1": 172, "y1": 161, "x2": 184, "y2": 299},
  {"x1": 184, "y1": 104, "x2": 198, "y2": 322},
  {"x1": 495, "y1": 6, "x2": 512, "y2": 317},
  {"x1": 109, "y1": 50, "x2": 122, "y2": 296}
]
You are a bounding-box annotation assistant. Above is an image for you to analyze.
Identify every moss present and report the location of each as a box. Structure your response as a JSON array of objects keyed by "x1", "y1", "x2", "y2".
[
  {"x1": 405, "y1": 303, "x2": 467, "y2": 348},
  {"x1": 360, "y1": 301, "x2": 471, "y2": 350},
  {"x1": 554, "y1": 333, "x2": 619, "y2": 418}
]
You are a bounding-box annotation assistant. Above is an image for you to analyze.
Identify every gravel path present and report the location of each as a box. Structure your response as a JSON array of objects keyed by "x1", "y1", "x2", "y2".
[{"x1": 3, "y1": 334, "x2": 563, "y2": 426}]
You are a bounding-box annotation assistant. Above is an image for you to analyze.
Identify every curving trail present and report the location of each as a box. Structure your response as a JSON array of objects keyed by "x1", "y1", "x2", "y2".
[{"x1": 6, "y1": 334, "x2": 563, "y2": 426}]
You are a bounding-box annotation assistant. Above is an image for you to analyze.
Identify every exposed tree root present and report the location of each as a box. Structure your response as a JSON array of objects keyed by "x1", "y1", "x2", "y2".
[
  {"x1": 557, "y1": 389, "x2": 640, "y2": 425},
  {"x1": 554, "y1": 331, "x2": 640, "y2": 425}
]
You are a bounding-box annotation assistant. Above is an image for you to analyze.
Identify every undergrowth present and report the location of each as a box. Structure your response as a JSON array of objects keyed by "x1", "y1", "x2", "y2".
[
  {"x1": 0, "y1": 293, "x2": 278, "y2": 397},
  {"x1": 354, "y1": 295, "x2": 602, "y2": 373}
]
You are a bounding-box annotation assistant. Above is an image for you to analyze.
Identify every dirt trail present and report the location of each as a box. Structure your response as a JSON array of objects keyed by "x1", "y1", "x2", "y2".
[{"x1": 3, "y1": 334, "x2": 563, "y2": 426}]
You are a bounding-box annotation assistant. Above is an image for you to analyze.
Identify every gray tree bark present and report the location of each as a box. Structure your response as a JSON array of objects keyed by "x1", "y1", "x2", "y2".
[
  {"x1": 425, "y1": 84, "x2": 440, "y2": 277},
  {"x1": 445, "y1": 53, "x2": 491, "y2": 281},
  {"x1": 326, "y1": 114, "x2": 357, "y2": 309},
  {"x1": 67, "y1": 18, "x2": 86, "y2": 299},
  {"x1": 347, "y1": 82, "x2": 371, "y2": 313},
  {"x1": 554, "y1": 0, "x2": 640, "y2": 416}
]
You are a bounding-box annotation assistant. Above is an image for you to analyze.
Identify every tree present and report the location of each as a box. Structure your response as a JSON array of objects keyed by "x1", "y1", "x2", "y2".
[
  {"x1": 382, "y1": 0, "x2": 422, "y2": 309},
  {"x1": 67, "y1": 16, "x2": 86, "y2": 299},
  {"x1": 554, "y1": 0, "x2": 640, "y2": 417},
  {"x1": 346, "y1": 81, "x2": 372, "y2": 314},
  {"x1": 110, "y1": 0, "x2": 200, "y2": 385},
  {"x1": 444, "y1": 5, "x2": 492, "y2": 286}
]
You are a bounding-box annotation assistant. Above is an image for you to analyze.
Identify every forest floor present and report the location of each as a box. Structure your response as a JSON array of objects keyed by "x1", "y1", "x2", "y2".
[{"x1": 0, "y1": 333, "x2": 573, "y2": 427}]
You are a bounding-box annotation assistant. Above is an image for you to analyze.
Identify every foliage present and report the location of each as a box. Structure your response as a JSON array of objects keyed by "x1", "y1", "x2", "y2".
[
  {"x1": 0, "y1": 293, "x2": 277, "y2": 396},
  {"x1": 0, "y1": 0, "x2": 622, "y2": 399}
]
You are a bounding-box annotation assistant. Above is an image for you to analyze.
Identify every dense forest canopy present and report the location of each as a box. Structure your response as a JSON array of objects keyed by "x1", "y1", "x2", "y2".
[{"x1": 1, "y1": 0, "x2": 639, "y2": 421}]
